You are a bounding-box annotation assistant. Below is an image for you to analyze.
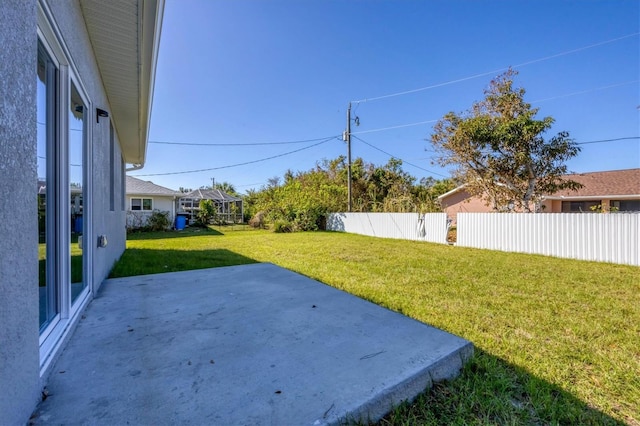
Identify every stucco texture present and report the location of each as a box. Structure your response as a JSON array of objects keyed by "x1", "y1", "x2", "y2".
[
  {"x1": 0, "y1": 1, "x2": 130, "y2": 423},
  {"x1": 0, "y1": 1, "x2": 41, "y2": 425}
]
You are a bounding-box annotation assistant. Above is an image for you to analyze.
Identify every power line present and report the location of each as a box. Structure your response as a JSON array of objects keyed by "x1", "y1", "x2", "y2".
[
  {"x1": 235, "y1": 182, "x2": 267, "y2": 188},
  {"x1": 418, "y1": 136, "x2": 640, "y2": 162},
  {"x1": 148, "y1": 135, "x2": 341, "y2": 147},
  {"x1": 351, "y1": 32, "x2": 639, "y2": 103},
  {"x1": 133, "y1": 137, "x2": 338, "y2": 177},
  {"x1": 348, "y1": 80, "x2": 638, "y2": 136},
  {"x1": 351, "y1": 119, "x2": 438, "y2": 135},
  {"x1": 352, "y1": 135, "x2": 638, "y2": 176},
  {"x1": 351, "y1": 135, "x2": 448, "y2": 178},
  {"x1": 530, "y1": 80, "x2": 639, "y2": 104},
  {"x1": 576, "y1": 136, "x2": 639, "y2": 145},
  {"x1": 38, "y1": 121, "x2": 83, "y2": 132},
  {"x1": 422, "y1": 136, "x2": 639, "y2": 150}
]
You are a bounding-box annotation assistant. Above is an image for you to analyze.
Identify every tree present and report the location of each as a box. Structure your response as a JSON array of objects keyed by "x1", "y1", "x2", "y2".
[
  {"x1": 196, "y1": 199, "x2": 217, "y2": 225},
  {"x1": 241, "y1": 155, "x2": 453, "y2": 232},
  {"x1": 266, "y1": 176, "x2": 281, "y2": 188},
  {"x1": 364, "y1": 158, "x2": 416, "y2": 212},
  {"x1": 430, "y1": 69, "x2": 582, "y2": 212},
  {"x1": 214, "y1": 181, "x2": 238, "y2": 196},
  {"x1": 412, "y1": 177, "x2": 457, "y2": 212}
]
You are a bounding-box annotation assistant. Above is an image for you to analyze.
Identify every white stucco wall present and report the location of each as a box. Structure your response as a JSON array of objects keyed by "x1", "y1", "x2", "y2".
[
  {"x1": 0, "y1": 1, "x2": 129, "y2": 423},
  {"x1": 0, "y1": 2, "x2": 41, "y2": 424}
]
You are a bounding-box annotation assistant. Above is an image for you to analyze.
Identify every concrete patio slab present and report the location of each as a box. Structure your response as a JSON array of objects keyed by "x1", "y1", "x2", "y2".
[{"x1": 33, "y1": 263, "x2": 472, "y2": 425}]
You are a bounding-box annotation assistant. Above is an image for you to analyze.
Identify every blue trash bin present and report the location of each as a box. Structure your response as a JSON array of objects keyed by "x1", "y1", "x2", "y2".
[
  {"x1": 175, "y1": 215, "x2": 186, "y2": 230},
  {"x1": 74, "y1": 215, "x2": 83, "y2": 233}
]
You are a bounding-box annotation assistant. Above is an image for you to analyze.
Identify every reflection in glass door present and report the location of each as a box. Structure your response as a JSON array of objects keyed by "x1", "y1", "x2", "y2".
[
  {"x1": 37, "y1": 41, "x2": 58, "y2": 331},
  {"x1": 69, "y1": 82, "x2": 86, "y2": 304}
]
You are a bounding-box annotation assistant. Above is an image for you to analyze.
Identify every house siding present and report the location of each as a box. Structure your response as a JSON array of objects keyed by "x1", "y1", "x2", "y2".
[
  {"x1": 126, "y1": 195, "x2": 176, "y2": 228},
  {"x1": 0, "y1": 2, "x2": 41, "y2": 424},
  {"x1": 0, "y1": 1, "x2": 128, "y2": 423},
  {"x1": 440, "y1": 189, "x2": 494, "y2": 224},
  {"x1": 441, "y1": 170, "x2": 640, "y2": 218}
]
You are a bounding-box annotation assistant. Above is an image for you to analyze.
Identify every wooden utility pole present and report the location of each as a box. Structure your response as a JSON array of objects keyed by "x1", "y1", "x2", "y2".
[{"x1": 345, "y1": 103, "x2": 352, "y2": 212}]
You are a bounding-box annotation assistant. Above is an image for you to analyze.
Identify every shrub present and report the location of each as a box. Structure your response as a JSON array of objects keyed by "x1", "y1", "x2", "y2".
[
  {"x1": 126, "y1": 211, "x2": 147, "y2": 231},
  {"x1": 290, "y1": 207, "x2": 327, "y2": 232},
  {"x1": 147, "y1": 210, "x2": 171, "y2": 231},
  {"x1": 249, "y1": 211, "x2": 266, "y2": 228},
  {"x1": 196, "y1": 199, "x2": 218, "y2": 225},
  {"x1": 273, "y1": 220, "x2": 292, "y2": 233}
]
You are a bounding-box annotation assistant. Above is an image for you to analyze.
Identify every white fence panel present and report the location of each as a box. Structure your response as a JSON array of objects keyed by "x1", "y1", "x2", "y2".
[
  {"x1": 457, "y1": 213, "x2": 640, "y2": 266},
  {"x1": 326, "y1": 213, "x2": 448, "y2": 244}
]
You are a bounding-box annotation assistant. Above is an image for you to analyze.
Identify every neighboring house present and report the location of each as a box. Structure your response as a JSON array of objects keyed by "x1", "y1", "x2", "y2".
[
  {"x1": 179, "y1": 188, "x2": 244, "y2": 223},
  {"x1": 438, "y1": 185, "x2": 494, "y2": 223},
  {"x1": 542, "y1": 169, "x2": 640, "y2": 213},
  {"x1": 0, "y1": 1, "x2": 164, "y2": 424},
  {"x1": 126, "y1": 176, "x2": 179, "y2": 229},
  {"x1": 439, "y1": 169, "x2": 640, "y2": 223}
]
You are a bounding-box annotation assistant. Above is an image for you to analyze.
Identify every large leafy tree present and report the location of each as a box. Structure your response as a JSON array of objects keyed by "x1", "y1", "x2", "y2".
[{"x1": 430, "y1": 69, "x2": 582, "y2": 212}]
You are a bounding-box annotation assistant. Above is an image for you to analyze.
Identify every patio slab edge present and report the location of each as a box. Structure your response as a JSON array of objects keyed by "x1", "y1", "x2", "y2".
[{"x1": 33, "y1": 263, "x2": 474, "y2": 425}]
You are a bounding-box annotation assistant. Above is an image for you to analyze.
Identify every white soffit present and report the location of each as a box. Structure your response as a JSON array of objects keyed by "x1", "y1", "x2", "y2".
[{"x1": 80, "y1": 0, "x2": 164, "y2": 165}]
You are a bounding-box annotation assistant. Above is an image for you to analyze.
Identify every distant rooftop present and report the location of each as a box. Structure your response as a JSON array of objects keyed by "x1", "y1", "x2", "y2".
[
  {"x1": 439, "y1": 168, "x2": 640, "y2": 201},
  {"x1": 182, "y1": 188, "x2": 242, "y2": 202},
  {"x1": 126, "y1": 176, "x2": 179, "y2": 196},
  {"x1": 551, "y1": 168, "x2": 640, "y2": 198}
]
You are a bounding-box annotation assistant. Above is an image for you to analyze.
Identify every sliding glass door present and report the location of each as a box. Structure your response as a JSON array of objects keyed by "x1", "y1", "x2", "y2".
[
  {"x1": 37, "y1": 38, "x2": 91, "y2": 337},
  {"x1": 69, "y1": 82, "x2": 86, "y2": 304},
  {"x1": 37, "y1": 41, "x2": 58, "y2": 331}
]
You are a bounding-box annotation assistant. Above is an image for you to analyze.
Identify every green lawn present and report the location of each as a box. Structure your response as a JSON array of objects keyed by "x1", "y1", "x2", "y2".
[{"x1": 112, "y1": 226, "x2": 640, "y2": 425}]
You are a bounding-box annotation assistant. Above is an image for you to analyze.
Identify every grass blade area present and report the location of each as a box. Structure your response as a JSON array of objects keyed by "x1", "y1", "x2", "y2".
[{"x1": 111, "y1": 227, "x2": 640, "y2": 425}]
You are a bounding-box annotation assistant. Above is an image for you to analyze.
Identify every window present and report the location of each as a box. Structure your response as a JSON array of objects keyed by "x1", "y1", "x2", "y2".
[
  {"x1": 131, "y1": 198, "x2": 153, "y2": 211},
  {"x1": 561, "y1": 201, "x2": 601, "y2": 213},
  {"x1": 611, "y1": 200, "x2": 640, "y2": 212}
]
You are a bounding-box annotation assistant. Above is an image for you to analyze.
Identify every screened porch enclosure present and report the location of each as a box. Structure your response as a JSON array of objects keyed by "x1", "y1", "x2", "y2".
[{"x1": 178, "y1": 188, "x2": 243, "y2": 224}]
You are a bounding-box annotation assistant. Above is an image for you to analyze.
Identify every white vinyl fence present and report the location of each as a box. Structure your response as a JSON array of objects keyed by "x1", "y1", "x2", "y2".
[
  {"x1": 457, "y1": 213, "x2": 640, "y2": 266},
  {"x1": 326, "y1": 213, "x2": 449, "y2": 244}
]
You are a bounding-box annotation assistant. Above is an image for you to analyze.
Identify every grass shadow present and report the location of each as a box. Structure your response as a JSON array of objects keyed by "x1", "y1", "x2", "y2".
[
  {"x1": 126, "y1": 226, "x2": 224, "y2": 241},
  {"x1": 109, "y1": 247, "x2": 258, "y2": 278},
  {"x1": 376, "y1": 348, "x2": 625, "y2": 426}
]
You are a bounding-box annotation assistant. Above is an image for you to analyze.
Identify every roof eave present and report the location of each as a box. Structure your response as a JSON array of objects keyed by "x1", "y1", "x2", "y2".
[
  {"x1": 437, "y1": 184, "x2": 467, "y2": 201},
  {"x1": 136, "y1": 0, "x2": 164, "y2": 165},
  {"x1": 544, "y1": 194, "x2": 640, "y2": 201},
  {"x1": 128, "y1": 192, "x2": 179, "y2": 197},
  {"x1": 81, "y1": 0, "x2": 164, "y2": 165}
]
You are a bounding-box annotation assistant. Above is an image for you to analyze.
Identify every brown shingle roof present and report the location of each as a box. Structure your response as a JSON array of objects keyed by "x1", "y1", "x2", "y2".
[{"x1": 550, "y1": 168, "x2": 640, "y2": 197}]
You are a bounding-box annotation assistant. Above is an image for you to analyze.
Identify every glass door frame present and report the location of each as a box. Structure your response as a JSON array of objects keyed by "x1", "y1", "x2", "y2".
[
  {"x1": 37, "y1": 2, "x2": 93, "y2": 370},
  {"x1": 68, "y1": 74, "x2": 92, "y2": 308}
]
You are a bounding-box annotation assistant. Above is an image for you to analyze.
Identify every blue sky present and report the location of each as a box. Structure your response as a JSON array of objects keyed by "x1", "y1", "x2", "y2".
[{"x1": 137, "y1": 0, "x2": 640, "y2": 193}]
